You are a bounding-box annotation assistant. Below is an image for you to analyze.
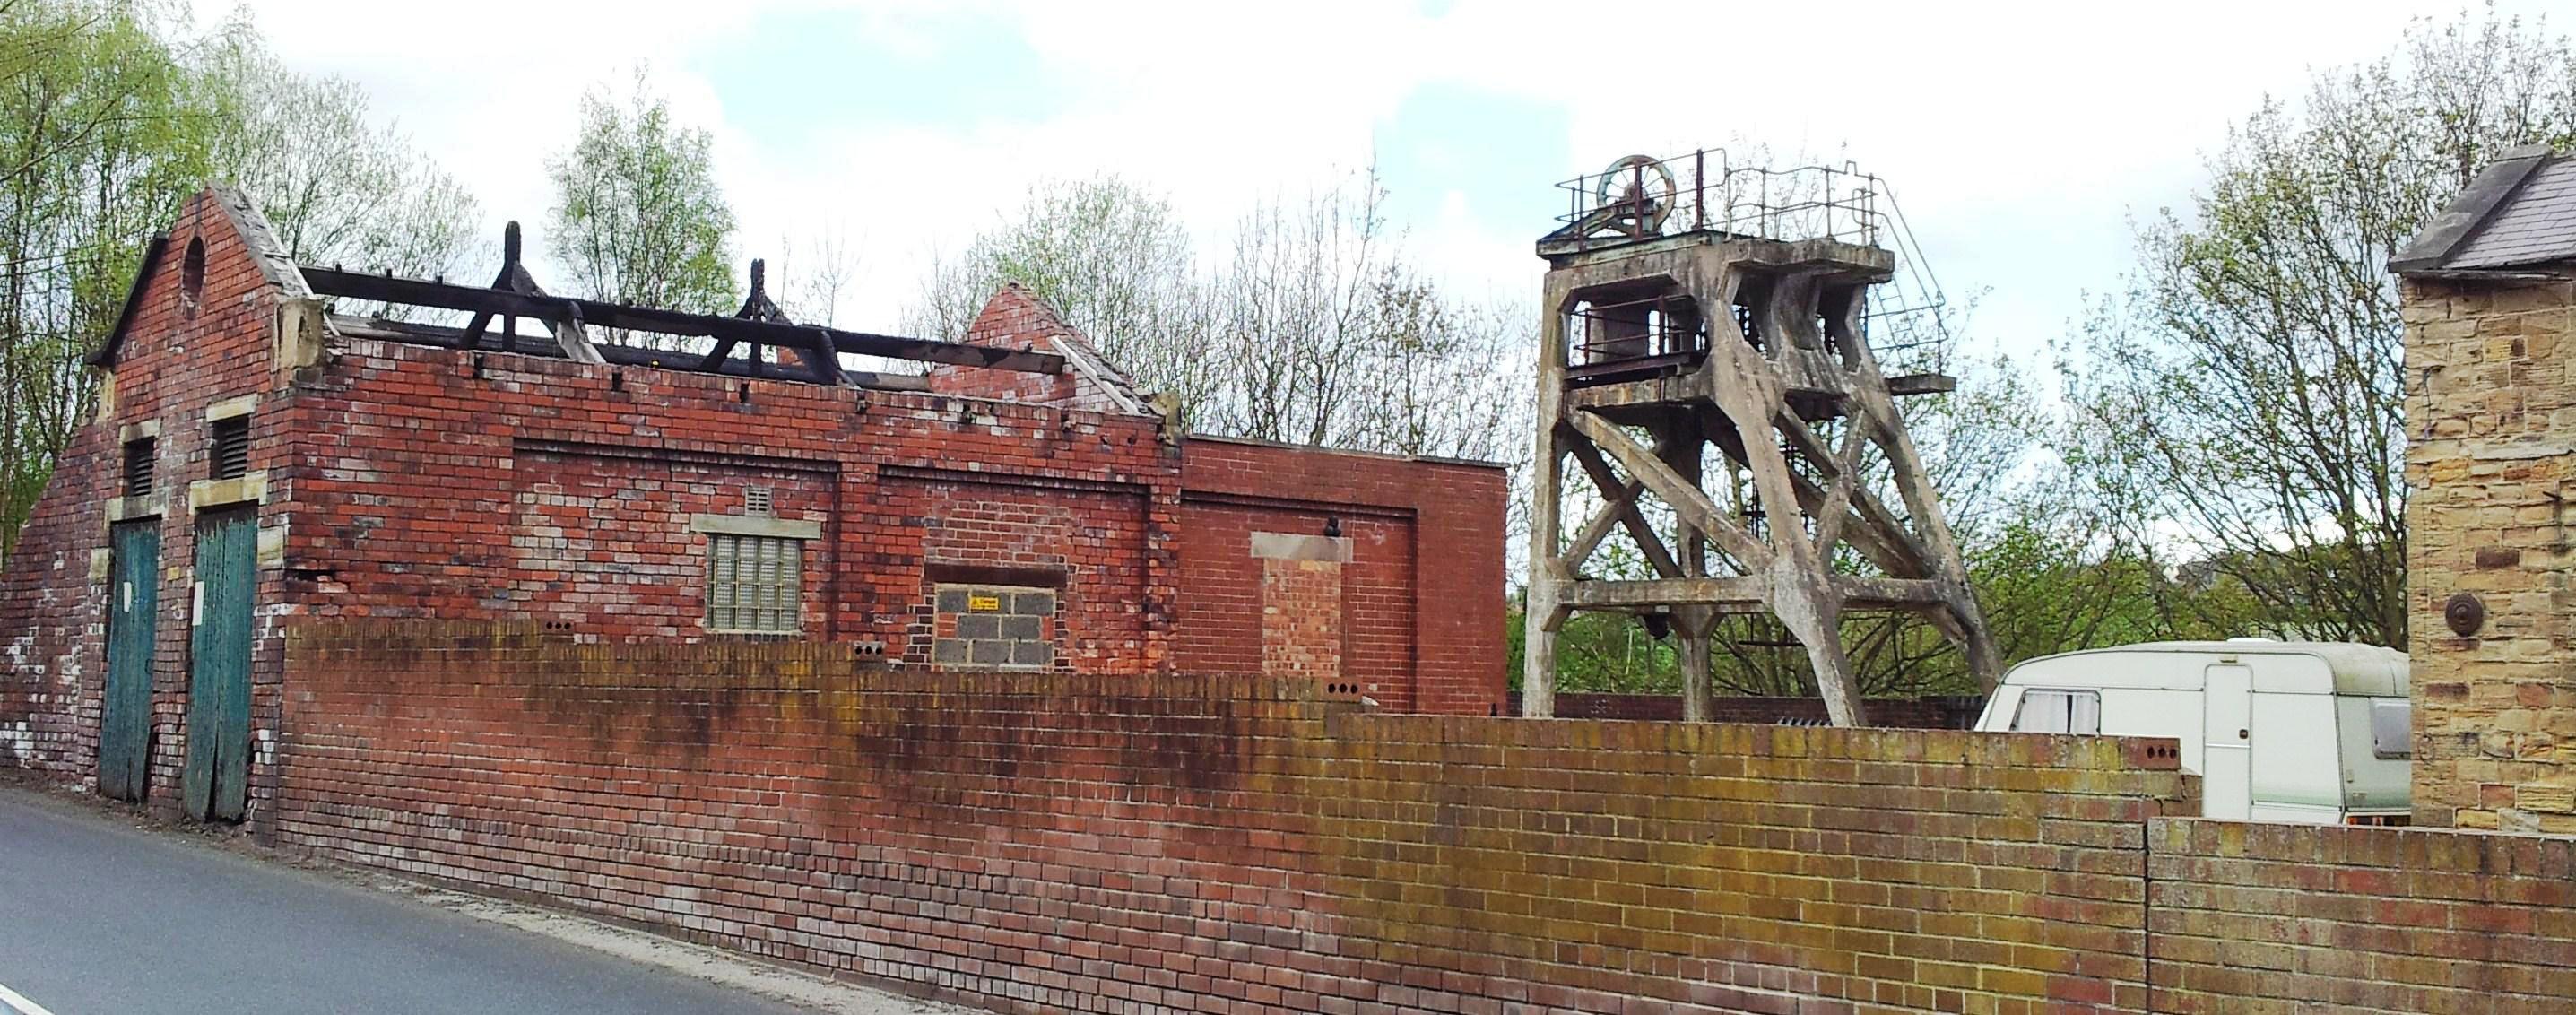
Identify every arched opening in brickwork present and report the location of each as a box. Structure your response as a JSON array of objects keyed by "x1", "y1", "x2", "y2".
[{"x1": 180, "y1": 236, "x2": 206, "y2": 320}]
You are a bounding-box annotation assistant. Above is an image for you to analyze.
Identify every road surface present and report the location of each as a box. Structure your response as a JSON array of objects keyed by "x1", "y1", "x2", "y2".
[{"x1": 0, "y1": 786, "x2": 938, "y2": 1015}]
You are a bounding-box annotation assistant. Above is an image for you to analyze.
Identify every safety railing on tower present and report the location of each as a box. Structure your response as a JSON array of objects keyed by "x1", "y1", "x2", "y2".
[{"x1": 1547, "y1": 149, "x2": 1956, "y2": 371}]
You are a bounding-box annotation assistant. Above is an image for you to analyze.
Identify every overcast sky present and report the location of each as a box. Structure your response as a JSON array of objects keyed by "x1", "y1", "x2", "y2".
[{"x1": 235, "y1": 0, "x2": 2564, "y2": 360}]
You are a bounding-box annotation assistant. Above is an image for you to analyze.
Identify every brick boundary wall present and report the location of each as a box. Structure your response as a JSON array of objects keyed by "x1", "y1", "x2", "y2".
[
  {"x1": 1505, "y1": 692, "x2": 1987, "y2": 728},
  {"x1": 204, "y1": 622, "x2": 2576, "y2": 1014},
  {"x1": 275, "y1": 623, "x2": 2185, "y2": 1015},
  {"x1": 2145, "y1": 820, "x2": 2576, "y2": 1013}
]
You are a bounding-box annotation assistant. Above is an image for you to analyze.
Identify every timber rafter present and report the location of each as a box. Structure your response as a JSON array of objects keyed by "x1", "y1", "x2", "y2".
[{"x1": 304, "y1": 221, "x2": 1064, "y2": 379}]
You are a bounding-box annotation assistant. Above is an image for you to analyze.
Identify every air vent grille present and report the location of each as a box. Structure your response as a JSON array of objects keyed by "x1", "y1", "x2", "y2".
[
  {"x1": 210, "y1": 416, "x2": 250, "y2": 481},
  {"x1": 123, "y1": 438, "x2": 155, "y2": 498}
]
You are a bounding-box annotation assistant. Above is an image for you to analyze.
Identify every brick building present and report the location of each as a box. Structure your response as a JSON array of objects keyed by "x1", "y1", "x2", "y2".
[
  {"x1": 0, "y1": 187, "x2": 1504, "y2": 821},
  {"x1": 2393, "y1": 144, "x2": 2576, "y2": 830}
]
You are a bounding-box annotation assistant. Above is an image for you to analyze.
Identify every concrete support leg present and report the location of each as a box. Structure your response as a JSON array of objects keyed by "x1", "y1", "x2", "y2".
[
  {"x1": 1525, "y1": 291, "x2": 1570, "y2": 719},
  {"x1": 1678, "y1": 626, "x2": 1713, "y2": 723},
  {"x1": 1523, "y1": 595, "x2": 1565, "y2": 719},
  {"x1": 1770, "y1": 558, "x2": 1867, "y2": 726}
]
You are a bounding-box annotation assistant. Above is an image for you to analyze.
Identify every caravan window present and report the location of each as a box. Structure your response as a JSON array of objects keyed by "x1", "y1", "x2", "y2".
[
  {"x1": 2371, "y1": 699, "x2": 2412, "y2": 759},
  {"x1": 2012, "y1": 689, "x2": 2101, "y2": 734}
]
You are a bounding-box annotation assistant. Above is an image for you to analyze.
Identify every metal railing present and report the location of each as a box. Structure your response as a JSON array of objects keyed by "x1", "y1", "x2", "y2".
[
  {"x1": 1567, "y1": 291, "x2": 1707, "y2": 368},
  {"x1": 1551, "y1": 149, "x2": 1956, "y2": 371}
]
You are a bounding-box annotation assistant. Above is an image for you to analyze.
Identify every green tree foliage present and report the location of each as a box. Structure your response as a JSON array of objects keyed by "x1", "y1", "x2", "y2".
[
  {"x1": 2060, "y1": 6, "x2": 2576, "y2": 646},
  {"x1": 545, "y1": 66, "x2": 738, "y2": 324},
  {"x1": 0, "y1": 2, "x2": 481, "y2": 551},
  {"x1": 0, "y1": 1, "x2": 208, "y2": 546}
]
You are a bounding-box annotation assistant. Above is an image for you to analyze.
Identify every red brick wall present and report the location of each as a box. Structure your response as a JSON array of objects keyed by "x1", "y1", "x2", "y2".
[
  {"x1": 1260, "y1": 558, "x2": 1342, "y2": 683},
  {"x1": 0, "y1": 190, "x2": 299, "y2": 815},
  {"x1": 2147, "y1": 820, "x2": 2576, "y2": 1012},
  {"x1": 886, "y1": 473, "x2": 1153, "y2": 672},
  {"x1": 1176, "y1": 500, "x2": 1416, "y2": 703},
  {"x1": 506, "y1": 448, "x2": 840, "y2": 638},
  {"x1": 275, "y1": 337, "x2": 1181, "y2": 670},
  {"x1": 923, "y1": 284, "x2": 1137, "y2": 413},
  {"x1": 266, "y1": 625, "x2": 2576, "y2": 1015},
  {"x1": 277, "y1": 623, "x2": 2193, "y2": 1015},
  {"x1": 1178, "y1": 437, "x2": 1505, "y2": 716},
  {"x1": 3, "y1": 210, "x2": 1513, "y2": 832}
]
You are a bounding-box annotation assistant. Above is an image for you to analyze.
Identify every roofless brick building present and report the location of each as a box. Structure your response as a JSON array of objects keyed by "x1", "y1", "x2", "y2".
[{"x1": 0, "y1": 187, "x2": 1503, "y2": 821}]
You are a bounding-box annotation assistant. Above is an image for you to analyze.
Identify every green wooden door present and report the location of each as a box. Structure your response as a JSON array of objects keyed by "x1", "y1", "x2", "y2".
[
  {"x1": 100, "y1": 522, "x2": 160, "y2": 802},
  {"x1": 183, "y1": 508, "x2": 255, "y2": 822}
]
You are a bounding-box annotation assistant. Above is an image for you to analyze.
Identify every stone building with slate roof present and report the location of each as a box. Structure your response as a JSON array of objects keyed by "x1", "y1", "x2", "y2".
[{"x1": 2393, "y1": 144, "x2": 2576, "y2": 829}]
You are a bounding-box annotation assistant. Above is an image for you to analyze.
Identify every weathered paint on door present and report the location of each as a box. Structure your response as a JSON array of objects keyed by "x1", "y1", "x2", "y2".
[
  {"x1": 183, "y1": 508, "x2": 255, "y2": 822},
  {"x1": 100, "y1": 522, "x2": 160, "y2": 802}
]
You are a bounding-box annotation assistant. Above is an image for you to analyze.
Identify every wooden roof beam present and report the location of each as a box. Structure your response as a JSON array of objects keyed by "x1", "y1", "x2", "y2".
[{"x1": 304, "y1": 265, "x2": 1063, "y2": 374}]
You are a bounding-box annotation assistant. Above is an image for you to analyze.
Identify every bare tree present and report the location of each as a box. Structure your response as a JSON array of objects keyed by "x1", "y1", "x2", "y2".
[
  {"x1": 203, "y1": 34, "x2": 483, "y2": 312},
  {"x1": 769, "y1": 224, "x2": 861, "y2": 327},
  {"x1": 2060, "y1": 6, "x2": 2576, "y2": 646}
]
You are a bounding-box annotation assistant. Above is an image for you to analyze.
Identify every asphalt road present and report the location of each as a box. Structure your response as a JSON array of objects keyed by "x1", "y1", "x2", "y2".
[{"x1": 0, "y1": 788, "x2": 823, "y2": 1015}]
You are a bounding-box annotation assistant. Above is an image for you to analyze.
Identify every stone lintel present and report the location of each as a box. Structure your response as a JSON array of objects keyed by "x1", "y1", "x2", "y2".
[
  {"x1": 1250, "y1": 532, "x2": 1353, "y2": 563},
  {"x1": 187, "y1": 471, "x2": 267, "y2": 509},
  {"x1": 689, "y1": 514, "x2": 822, "y2": 540},
  {"x1": 204, "y1": 394, "x2": 259, "y2": 421},
  {"x1": 104, "y1": 494, "x2": 164, "y2": 524}
]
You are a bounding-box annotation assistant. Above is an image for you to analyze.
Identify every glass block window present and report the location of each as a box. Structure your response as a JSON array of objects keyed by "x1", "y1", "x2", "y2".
[
  {"x1": 932, "y1": 585, "x2": 1054, "y2": 669},
  {"x1": 707, "y1": 534, "x2": 802, "y2": 632}
]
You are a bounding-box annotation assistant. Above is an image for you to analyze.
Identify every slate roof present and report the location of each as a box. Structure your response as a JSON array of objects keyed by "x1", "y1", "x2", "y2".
[{"x1": 2393, "y1": 145, "x2": 2576, "y2": 274}]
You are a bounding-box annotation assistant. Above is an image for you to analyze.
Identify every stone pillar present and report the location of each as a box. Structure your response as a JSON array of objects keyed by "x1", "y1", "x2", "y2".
[{"x1": 2402, "y1": 274, "x2": 2576, "y2": 831}]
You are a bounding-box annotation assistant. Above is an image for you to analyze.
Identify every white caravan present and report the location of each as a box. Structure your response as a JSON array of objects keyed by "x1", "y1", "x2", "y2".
[{"x1": 1973, "y1": 640, "x2": 2411, "y2": 824}]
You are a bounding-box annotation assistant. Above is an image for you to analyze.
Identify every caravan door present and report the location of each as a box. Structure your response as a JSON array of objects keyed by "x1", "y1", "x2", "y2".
[{"x1": 2201, "y1": 664, "x2": 2253, "y2": 819}]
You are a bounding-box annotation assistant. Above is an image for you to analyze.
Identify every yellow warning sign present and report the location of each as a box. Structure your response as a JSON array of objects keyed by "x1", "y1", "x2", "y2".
[{"x1": 967, "y1": 594, "x2": 1002, "y2": 612}]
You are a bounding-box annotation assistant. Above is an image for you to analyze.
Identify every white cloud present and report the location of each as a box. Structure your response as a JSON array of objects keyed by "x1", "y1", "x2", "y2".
[{"x1": 230, "y1": 0, "x2": 2565, "y2": 347}]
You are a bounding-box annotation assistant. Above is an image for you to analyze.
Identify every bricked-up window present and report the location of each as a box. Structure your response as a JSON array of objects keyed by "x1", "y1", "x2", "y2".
[
  {"x1": 208, "y1": 416, "x2": 250, "y2": 481},
  {"x1": 122, "y1": 438, "x2": 155, "y2": 497},
  {"x1": 933, "y1": 586, "x2": 1054, "y2": 669},
  {"x1": 707, "y1": 534, "x2": 802, "y2": 632}
]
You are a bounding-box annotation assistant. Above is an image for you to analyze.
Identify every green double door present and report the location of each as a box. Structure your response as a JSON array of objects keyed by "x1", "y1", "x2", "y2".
[
  {"x1": 182, "y1": 508, "x2": 255, "y2": 822},
  {"x1": 100, "y1": 523, "x2": 160, "y2": 802}
]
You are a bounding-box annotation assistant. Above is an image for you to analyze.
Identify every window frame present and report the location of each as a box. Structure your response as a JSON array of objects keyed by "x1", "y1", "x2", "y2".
[
  {"x1": 2010, "y1": 688, "x2": 2102, "y2": 735},
  {"x1": 704, "y1": 533, "x2": 803, "y2": 635}
]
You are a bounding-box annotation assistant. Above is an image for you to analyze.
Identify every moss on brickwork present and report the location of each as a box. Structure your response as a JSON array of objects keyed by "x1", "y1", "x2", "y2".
[{"x1": 279, "y1": 620, "x2": 2200, "y2": 1014}]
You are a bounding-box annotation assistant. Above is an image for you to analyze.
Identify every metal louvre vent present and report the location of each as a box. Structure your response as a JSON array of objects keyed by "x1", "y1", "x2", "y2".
[
  {"x1": 707, "y1": 534, "x2": 801, "y2": 633},
  {"x1": 123, "y1": 438, "x2": 155, "y2": 497},
  {"x1": 209, "y1": 417, "x2": 250, "y2": 481}
]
